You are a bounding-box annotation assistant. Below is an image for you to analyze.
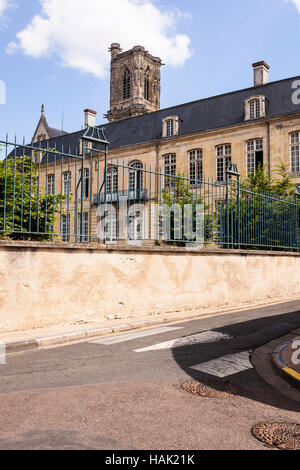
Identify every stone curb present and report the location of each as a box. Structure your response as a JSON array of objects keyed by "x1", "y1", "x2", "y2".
[
  {"x1": 271, "y1": 337, "x2": 300, "y2": 391},
  {"x1": 2, "y1": 319, "x2": 170, "y2": 355},
  {"x1": 5, "y1": 339, "x2": 39, "y2": 354}
]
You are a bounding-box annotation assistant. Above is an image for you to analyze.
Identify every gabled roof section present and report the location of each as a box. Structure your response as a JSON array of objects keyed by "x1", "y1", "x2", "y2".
[{"x1": 32, "y1": 105, "x2": 67, "y2": 143}]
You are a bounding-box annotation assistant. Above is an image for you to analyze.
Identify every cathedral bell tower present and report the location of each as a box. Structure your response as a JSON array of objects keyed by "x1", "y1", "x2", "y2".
[{"x1": 106, "y1": 43, "x2": 162, "y2": 123}]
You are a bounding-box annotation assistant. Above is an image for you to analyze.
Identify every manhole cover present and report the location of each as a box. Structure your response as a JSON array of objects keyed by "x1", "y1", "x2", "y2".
[
  {"x1": 252, "y1": 423, "x2": 300, "y2": 450},
  {"x1": 182, "y1": 380, "x2": 241, "y2": 398}
]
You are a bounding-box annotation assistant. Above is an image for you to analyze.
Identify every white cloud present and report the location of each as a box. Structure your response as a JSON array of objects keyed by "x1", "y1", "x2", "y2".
[
  {"x1": 287, "y1": 0, "x2": 300, "y2": 13},
  {"x1": 0, "y1": 0, "x2": 9, "y2": 16},
  {"x1": 7, "y1": 0, "x2": 192, "y2": 78}
]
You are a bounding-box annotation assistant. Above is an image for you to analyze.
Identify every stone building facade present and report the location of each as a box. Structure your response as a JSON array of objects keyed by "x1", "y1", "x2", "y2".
[{"x1": 30, "y1": 44, "x2": 300, "y2": 241}]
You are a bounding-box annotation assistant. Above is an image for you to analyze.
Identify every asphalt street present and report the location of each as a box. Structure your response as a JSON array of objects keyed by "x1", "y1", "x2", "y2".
[{"x1": 0, "y1": 300, "x2": 299, "y2": 450}]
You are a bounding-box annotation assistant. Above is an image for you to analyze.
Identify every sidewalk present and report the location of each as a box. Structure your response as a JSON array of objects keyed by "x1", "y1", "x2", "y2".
[
  {"x1": 252, "y1": 329, "x2": 300, "y2": 403},
  {"x1": 1, "y1": 293, "x2": 300, "y2": 356}
]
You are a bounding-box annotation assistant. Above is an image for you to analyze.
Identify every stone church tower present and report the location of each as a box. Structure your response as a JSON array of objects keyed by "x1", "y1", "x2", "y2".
[{"x1": 106, "y1": 43, "x2": 162, "y2": 123}]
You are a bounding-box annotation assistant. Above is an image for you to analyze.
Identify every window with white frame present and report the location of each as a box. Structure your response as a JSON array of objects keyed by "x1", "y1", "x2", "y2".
[
  {"x1": 128, "y1": 208, "x2": 143, "y2": 241},
  {"x1": 129, "y1": 161, "x2": 143, "y2": 190},
  {"x1": 106, "y1": 165, "x2": 118, "y2": 193},
  {"x1": 291, "y1": 132, "x2": 300, "y2": 173},
  {"x1": 245, "y1": 96, "x2": 266, "y2": 121},
  {"x1": 247, "y1": 139, "x2": 264, "y2": 175},
  {"x1": 249, "y1": 99, "x2": 261, "y2": 119},
  {"x1": 189, "y1": 149, "x2": 203, "y2": 184},
  {"x1": 216, "y1": 145, "x2": 231, "y2": 182},
  {"x1": 104, "y1": 207, "x2": 117, "y2": 241},
  {"x1": 63, "y1": 171, "x2": 71, "y2": 195},
  {"x1": 47, "y1": 174, "x2": 54, "y2": 194},
  {"x1": 78, "y1": 212, "x2": 89, "y2": 242},
  {"x1": 166, "y1": 119, "x2": 174, "y2": 137},
  {"x1": 162, "y1": 116, "x2": 179, "y2": 138},
  {"x1": 164, "y1": 154, "x2": 176, "y2": 178},
  {"x1": 62, "y1": 214, "x2": 70, "y2": 242}
]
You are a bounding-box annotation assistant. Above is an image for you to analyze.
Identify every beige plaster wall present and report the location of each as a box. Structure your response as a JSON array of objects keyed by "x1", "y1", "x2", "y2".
[{"x1": 0, "y1": 243, "x2": 299, "y2": 333}]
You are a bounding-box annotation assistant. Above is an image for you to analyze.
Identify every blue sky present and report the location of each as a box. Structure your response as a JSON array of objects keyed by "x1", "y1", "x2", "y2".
[{"x1": 0, "y1": 0, "x2": 300, "y2": 142}]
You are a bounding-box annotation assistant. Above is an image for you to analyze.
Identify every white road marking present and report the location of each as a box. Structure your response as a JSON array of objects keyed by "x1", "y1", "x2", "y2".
[
  {"x1": 90, "y1": 326, "x2": 184, "y2": 345},
  {"x1": 134, "y1": 331, "x2": 232, "y2": 353},
  {"x1": 190, "y1": 351, "x2": 252, "y2": 378}
]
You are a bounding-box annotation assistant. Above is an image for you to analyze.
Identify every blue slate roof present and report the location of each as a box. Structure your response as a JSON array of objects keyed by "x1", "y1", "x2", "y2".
[
  {"x1": 48, "y1": 127, "x2": 68, "y2": 138},
  {"x1": 13, "y1": 75, "x2": 300, "y2": 159}
]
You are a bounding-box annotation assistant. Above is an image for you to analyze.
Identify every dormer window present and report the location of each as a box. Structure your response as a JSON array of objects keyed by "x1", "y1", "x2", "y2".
[
  {"x1": 250, "y1": 99, "x2": 260, "y2": 119},
  {"x1": 245, "y1": 96, "x2": 266, "y2": 121},
  {"x1": 166, "y1": 119, "x2": 174, "y2": 136},
  {"x1": 162, "y1": 116, "x2": 179, "y2": 137}
]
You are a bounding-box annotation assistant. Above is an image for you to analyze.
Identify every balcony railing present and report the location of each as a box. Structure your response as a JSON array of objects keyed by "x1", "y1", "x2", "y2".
[{"x1": 93, "y1": 188, "x2": 148, "y2": 205}]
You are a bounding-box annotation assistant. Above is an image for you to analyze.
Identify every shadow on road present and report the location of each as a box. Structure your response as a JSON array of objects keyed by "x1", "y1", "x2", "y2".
[{"x1": 172, "y1": 308, "x2": 300, "y2": 412}]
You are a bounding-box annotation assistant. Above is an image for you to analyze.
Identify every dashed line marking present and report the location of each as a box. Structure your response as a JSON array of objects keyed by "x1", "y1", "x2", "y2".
[
  {"x1": 90, "y1": 326, "x2": 184, "y2": 345},
  {"x1": 190, "y1": 351, "x2": 252, "y2": 378},
  {"x1": 134, "y1": 331, "x2": 232, "y2": 352}
]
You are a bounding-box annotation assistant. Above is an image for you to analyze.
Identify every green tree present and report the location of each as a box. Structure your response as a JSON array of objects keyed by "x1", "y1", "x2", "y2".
[
  {"x1": 219, "y1": 162, "x2": 299, "y2": 250},
  {"x1": 0, "y1": 155, "x2": 67, "y2": 241},
  {"x1": 245, "y1": 161, "x2": 295, "y2": 198}
]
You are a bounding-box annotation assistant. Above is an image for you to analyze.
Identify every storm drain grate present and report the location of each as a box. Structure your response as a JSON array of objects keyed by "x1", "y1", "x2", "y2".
[
  {"x1": 182, "y1": 380, "x2": 241, "y2": 398},
  {"x1": 252, "y1": 423, "x2": 300, "y2": 450}
]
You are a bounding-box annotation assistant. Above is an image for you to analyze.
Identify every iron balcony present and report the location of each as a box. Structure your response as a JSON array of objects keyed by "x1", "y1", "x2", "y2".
[{"x1": 93, "y1": 189, "x2": 148, "y2": 205}]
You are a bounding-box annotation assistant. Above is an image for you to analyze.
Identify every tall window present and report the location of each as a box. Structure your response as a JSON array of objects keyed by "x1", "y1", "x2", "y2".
[
  {"x1": 106, "y1": 165, "x2": 118, "y2": 193},
  {"x1": 104, "y1": 208, "x2": 117, "y2": 241},
  {"x1": 47, "y1": 174, "x2": 54, "y2": 194},
  {"x1": 249, "y1": 99, "x2": 261, "y2": 119},
  {"x1": 78, "y1": 212, "x2": 89, "y2": 242},
  {"x1": 189, "y1": 149, "x2": 203, "y2": 184},
  {"x1": 129, "y1": 161, "x2": 143, "y2": 190},
  {"x1": 123, "y1": 67, "x2": 131, "y2": 100},
  {"x1": 79, "y1": 168, "x2": 90, "y2": 199},
  {"x1": 128, "y1": 208, "x2": 143, "y2": 241},
  {"x1": 216, "y1": 145, "x2": 231, "y2": 182},
  {"x1": 63, "y1": 171, "x2": 71, "y2": 195},
  {"x1": 62, "y1": 214, "x2": 70, "y2": 242},
  {"x1": 164, "y1": 154, "x2": 176, "y2": 186},
  {"x1": 144, "y1": 68, "x2": 150, "y2": 101},
  {"x1": 247, "y1": 139, "x2": 263, "y2": 175},
  {"x1": 83, "y1": 169, "x2": 89, "y2": 199},
  {"x1": 291, "y1": 132, "x2": 300, "y2": 173}
]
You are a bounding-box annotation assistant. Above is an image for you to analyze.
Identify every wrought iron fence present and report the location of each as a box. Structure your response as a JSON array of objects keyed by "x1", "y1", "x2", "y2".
[{"x1": 0, "y1": 131, "x2": 299, "y2": 251}]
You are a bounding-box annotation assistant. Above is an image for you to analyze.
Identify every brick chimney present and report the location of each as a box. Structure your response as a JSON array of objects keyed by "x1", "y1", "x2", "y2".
[
  {"x1": 84, "y1": 109, "x2": 97, "y2": 128},
  {"x1": 252, "y1": 61, "x2": 270, "y2": 87}
]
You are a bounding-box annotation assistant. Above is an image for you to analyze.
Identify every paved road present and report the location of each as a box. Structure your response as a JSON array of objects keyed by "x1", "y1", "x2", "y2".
[{"x1": 0, "y1": 300, "x2": 299, "y2": 450}]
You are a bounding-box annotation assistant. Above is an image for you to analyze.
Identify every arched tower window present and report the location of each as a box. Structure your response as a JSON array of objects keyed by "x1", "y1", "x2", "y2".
[
  {"x1": 123, "y1": 67, "x2": 131, "y2": 100},
  {"x1": 144, "y1": 68, "x2": 150, "y2": 101}
]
